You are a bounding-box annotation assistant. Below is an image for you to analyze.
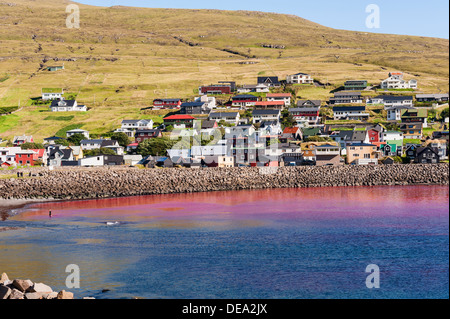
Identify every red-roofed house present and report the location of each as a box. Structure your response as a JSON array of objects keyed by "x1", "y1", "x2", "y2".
[
  {"x1": 163, "y1": 115, "x2": 196, "y2": 128},
  {"x1": 280, "y1": 127, "x2": 303, "y2": 142},
  {"x1": 266, "y1": 93, "x2": 292, "y2": 106}
]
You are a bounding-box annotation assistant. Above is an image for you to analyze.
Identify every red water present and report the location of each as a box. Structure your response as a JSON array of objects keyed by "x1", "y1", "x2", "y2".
[{"x1": 12, "y1": 185, "x2": 449, "y2": 223}]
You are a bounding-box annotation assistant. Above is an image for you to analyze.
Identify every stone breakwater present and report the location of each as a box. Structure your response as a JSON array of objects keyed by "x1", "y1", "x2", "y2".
[{"x1": 0, "y1": 164, "x2": 448, "y2": 201}]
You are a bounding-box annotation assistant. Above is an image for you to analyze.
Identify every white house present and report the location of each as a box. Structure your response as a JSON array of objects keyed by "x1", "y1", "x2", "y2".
[
  {"x1": 266, "y1": 93, "x2": 292, "y2": 106},
  {"x1": 289, "y1": 107, "x2": 321, "y2": 127},
  {"x1": 80, "y1": 139, "x2": 120, "y2": 151},
  {"x1": 286, "y1": 73, "x2": 313, "y2": 84},
  {"x1": 382, "y1": 131, "x2": 404, "y2": 143},
  {"x1": 167, "y1": 148, "x2": 191, "y2": 158},
  {"x1": 50, "y1": 99, "x2": 87, "y2": 112},
  {"x1": 252, "y1": 109, "x2": 281, "y2": 124},
  {"x1": 416, "y1": 94, "x2": 449, "y2": 103},
  {"x1": 115, "y1": 119, "x2": 154, "y2": 137},
  {"x1": 209, "y1": 112, "x2": 240, "y2": 126},
  {"x1": 191, "y1": 140, "x2": 230, "y2": 157},
  {"x1": 195, "y1": 95, "x2": 216, "y2": 110},
  {"x1": 333, "y1": 106, "x2": 370, "y2": 120},
  {"x1": 66, "y1": 129, "x2": 90, "y2": 139},
  {"x1": 259, "y1": 121, "x2": 282, "y2": 136},
  {"x1": 237, "y1": 84, "x2": 270, "y2": 93},
  {"x1": 386, "y1": 106, "x2": 415, "y2": 121},
  {"x1": 79, "y1": 156, "x2": 104, "y2": 167},
  {"x1": 42, "y1": 88, "x2": 64, "y2": 101},
  {"x1": 380, "y1": 72, "x2": 418, "y2": 90},
  {"x1": 0, "y1": 147, "x2": 21, "y2": 163},
  {"x1": 368, "y1": 95, "x2": 414, "y2": 108}
]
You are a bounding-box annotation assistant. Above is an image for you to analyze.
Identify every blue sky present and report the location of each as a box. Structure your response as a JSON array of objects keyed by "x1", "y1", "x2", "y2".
[{"x1": 75, "y1": 0, "x2": 449, "y2": 39}]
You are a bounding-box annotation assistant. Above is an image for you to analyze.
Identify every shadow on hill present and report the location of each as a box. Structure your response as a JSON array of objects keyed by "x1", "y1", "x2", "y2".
[{"x1": 329, "y1": 86, "x2": 345, "y2": 94}]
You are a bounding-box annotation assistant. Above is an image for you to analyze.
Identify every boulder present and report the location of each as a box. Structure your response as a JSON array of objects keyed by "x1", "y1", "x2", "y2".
[
  {"x1": 0, "y1": 272, "x2": 9, "y2": 285},
  {"x1": 25, "y1": 292, "x2": 42, "y2": 300},
  {"x1": 13, "y1": 279, "x2": 34, "y2": 292},
  {"x1": 29, "y1": 283, "x2": 53, "y2": 293},
  {"x1": 42, "y1": 292, "x2": 58, "y2": 299},
  {"x1": 57, "y1": 290, "x2": 74, "y2": 299},
  {"x1": 0, "y1": 285, "x2": 11, "y2": 299},
  {"x1": 9, "y1": 288, "x2": 24, "y2": 299},
  {"x1": 12, "y1": 279, "x2": 33, "y2": 292}
]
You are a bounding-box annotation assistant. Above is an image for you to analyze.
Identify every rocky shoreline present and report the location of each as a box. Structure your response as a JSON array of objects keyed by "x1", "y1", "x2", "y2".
[
  {"x1": 0, "y1": 164, "x2": 448, "y2": 202},
  {"x1": 0, "y1": 273, "x2": 88, "y2": 299}
]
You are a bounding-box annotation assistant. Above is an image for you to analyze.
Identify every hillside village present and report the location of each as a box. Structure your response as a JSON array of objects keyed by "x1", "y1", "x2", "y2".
[{"x1": 0, "y1": 70, "x2": 449, "y2": 170}]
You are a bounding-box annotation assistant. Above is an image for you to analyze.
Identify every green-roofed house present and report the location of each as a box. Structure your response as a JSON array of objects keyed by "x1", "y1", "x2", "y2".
[
  {"x1": 401, "y1": 108, "x2": 428, "y2": 128},
  {"x1": 42, "y1": 88, "x2": 64, "y2": 100},
  {"x1": 344, "y1": 80, "x2": 368, "y2": 91},
  {"x1": 302, "y1": 127, "x2": 322, "y2": 139},
  {"x1": 381, "y1": 131, "x2": 404, "y2": 156}
]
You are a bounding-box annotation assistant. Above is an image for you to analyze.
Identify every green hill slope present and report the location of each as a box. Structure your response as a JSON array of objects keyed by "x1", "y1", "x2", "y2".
[{"x1": 0, "y1": 0, "x2": 448, "y2": 141}]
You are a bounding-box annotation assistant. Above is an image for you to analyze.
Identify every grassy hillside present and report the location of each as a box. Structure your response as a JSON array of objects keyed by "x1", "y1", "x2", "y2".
[{"x1": 0, "y1": 0, "x2": 448, "y2": 141}]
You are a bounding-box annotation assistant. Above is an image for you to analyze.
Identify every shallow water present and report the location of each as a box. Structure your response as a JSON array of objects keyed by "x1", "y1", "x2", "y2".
[{"x1": 0, "y1": 185, "x2": 448, "y2": 299}]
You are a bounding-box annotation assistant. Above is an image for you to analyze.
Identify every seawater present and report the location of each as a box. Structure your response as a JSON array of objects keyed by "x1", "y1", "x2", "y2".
[{"x1": 0, "y1": 185, "x2": 448, "y2": 299}]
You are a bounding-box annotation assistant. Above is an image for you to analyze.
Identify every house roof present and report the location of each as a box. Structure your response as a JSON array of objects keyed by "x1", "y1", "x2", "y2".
[
  {"x1": 297, "y1": 100, "x2": 321, "y2": 107},
  {"x1": 334, "y1": 91, "x2": 362, "y2": 96},
  {"x1": 209, "y1": 112, "x2": 239, "y2": 118},
  {"x1": 135, "y1": 129, "x2": 161, "y2": 135},
  {"x1": 260, "y1": 120, "x2": 279, "y2": 127},
  {"x1": 344, "y1": 80, "x2": 367, "y2": 85},
  {"x1": 339, "y1": 130, "x2": 367, "y2": 141},
  {"x1": 50, "y1": 99, "x2": 77, "y2": 107},
  {"x1": 164, "y1": 115, "x2": 196, "y2": 120},
  {"x1": 257, "y1": 76, "x2": 280, "y2": 84},
  {"x1": 122, "y1": 119, "x2": 152, "y2": 124},
  {"x1": 49, "y1": 147, "x2": 72, "y2": 160},
  {"x1": 401, "y1": 108, "x2": 427, "y2": 118},
  {"x1": 67, "y1": 129, "x2": 88, "y2": 133},
  {"x1": 416, "y1": 94, "x2": 448, "y2": 99},
  {"x1": 201, "y1": 120, "x2": 217, "y2": 129},
  {"x1": 69, "y1": 146, "x2": 82, "y2": 155},
  {"x1": 374, "y1": 95, "x2": 413, "y2": 101},
  {"x1": 290, "y1": 107, "x2": 320, "y2": 112},
  {"x1": 153, "y1": 98, "x2": 181, "y2": 102},
  {"x1": 283, "y1": 127, "x2": 300, "y2": 134},
  {"x1": 252, "y1": 109, "x2": 281, "y2": 116},
  {"x1": 266, "y1": 93, "x2": 292, "y2": 98},
  {"x1": 254, "y1": 101, "x2": 284, "y2": 107},
  {"x1": 302, "y1": 127, "x2": 322, "y2": 136},
  {"x1": 181, "y1": 102, "x2": 206, "y2": 107},
  {"x1": 333, "y1": 106, "x2": 366, "y2": 112},
  {"x1": 232, "y1": 94, "x2": 258, "y2": 99}
]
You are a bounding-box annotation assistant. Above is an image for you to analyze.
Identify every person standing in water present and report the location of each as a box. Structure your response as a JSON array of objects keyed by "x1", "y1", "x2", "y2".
[{"x1": 49, "y1": 210, "x2": 52, "y2": 218}]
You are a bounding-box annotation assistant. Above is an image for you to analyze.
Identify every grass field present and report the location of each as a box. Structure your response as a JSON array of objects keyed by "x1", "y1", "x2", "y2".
[{"x1": 0, "y1": 0, "x2": 448, "y2": 142}]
